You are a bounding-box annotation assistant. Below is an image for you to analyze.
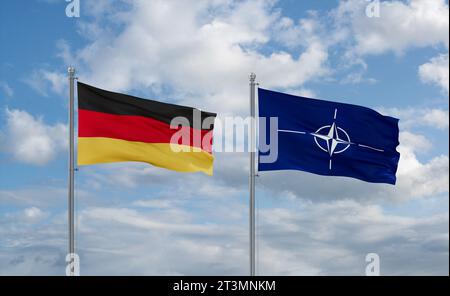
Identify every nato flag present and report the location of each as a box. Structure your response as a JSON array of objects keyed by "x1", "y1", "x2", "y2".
[{"x1": 258, "y1": 88, "x2": 400, "y2": 185}]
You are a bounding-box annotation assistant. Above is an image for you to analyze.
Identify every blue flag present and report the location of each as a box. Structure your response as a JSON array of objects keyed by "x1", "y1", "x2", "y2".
[{"x1": 258, "y1": 88, "x2": 400, "y2": 185}]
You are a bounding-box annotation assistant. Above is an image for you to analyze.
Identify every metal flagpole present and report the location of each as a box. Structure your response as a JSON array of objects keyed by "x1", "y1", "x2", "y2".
[
  {"x1": 249, "y1": 73, "x2": 256, "y2": 276},
  {"x1": 67, "y1": 66, "x2": 76, "y2": 276}
]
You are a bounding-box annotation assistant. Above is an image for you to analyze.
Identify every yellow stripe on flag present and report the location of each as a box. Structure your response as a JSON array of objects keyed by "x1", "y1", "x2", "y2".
[{"x1": 78, "y1": 137, "x2": 214, "y2": 175}]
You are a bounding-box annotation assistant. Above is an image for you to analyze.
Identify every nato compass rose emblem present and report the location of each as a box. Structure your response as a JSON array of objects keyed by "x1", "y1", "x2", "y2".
[{"x1": 278, "y1": 108, "x2": 384, "y2": 170}]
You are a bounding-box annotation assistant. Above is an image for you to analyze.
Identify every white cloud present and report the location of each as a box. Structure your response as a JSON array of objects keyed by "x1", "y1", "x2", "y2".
[
  {"x1": 132, "y1": 199, "x2": 175, "y2": 209},
  {"x1": 24, "y1": 207, "x2": 45, "y2": 219},
  {"x1": 56, "y1": 40, "x2": 76, "y2": 66},
  {"x1": 24, "y1": 69, "x2": 66, "y2": 97},
  {"x1": 257, "y1": 199, "x2": 449, "y2": 275},
  {"x1": 65, "y1": 0, "x2": 329, "y2": 114},
  {"x1": 273, "y1": 12, "x2": 325, "y2": 48},
  {"x1": 2, "y1": 207, "x2": 49, "y2": 225},
  {"x1": 396, "y1": 147, "x2": 449, "y2": 199},
  {"x1": 0, "y1": 188, "x2": 63, "y2": 207},
  {"x1": 419, "y1": 53, "x2": 449, "y2": 94},
  {"x1": 82, "y1": 207, "x2": 222, "y2": 234},
  {"x1": 399, "y1": 131, "x2": 432, "y2": 153},
  {"x1": 379, "y1": 107, "x2": 449, "y2": 130},
  {"x1": 0, "y1": 193, "x2": 447, "y2": 275},
  {"x1": 23, "y1": 207, "x2": 49, "y2": 222},
  {"x1": 422, "y1": 108, "x2": 450, "y2": 129},
  {"x1": 0, "y1": 81, "x2": 13, "y2": 97},
  {"x1": 335, "y1": 0, "x2": 449, "y2": 55},
  {"x1": 341, "y1": 71, "x2": 377, "y2": 85},
  {"x1": 1, "y1": 109, "x2": 67, "y2": 165}
]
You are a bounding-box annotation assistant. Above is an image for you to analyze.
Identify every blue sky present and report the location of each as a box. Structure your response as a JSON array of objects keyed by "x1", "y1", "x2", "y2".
[{"x1": 0, "y1": 0, "x2": 448, "y2": 275}]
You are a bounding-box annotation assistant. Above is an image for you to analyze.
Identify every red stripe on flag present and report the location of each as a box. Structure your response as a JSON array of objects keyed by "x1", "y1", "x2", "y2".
[{"x1": 78, "y1": 109, "x2": 213, "y2": 153}]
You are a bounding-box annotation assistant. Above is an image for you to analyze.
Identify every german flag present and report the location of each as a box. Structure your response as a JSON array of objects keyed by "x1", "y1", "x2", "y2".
[{"x1": 77, "y1": 82, "x2": 216, "y2": 175}]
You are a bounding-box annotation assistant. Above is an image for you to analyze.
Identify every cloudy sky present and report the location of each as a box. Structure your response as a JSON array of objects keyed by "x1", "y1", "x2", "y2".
[{"x1": 0, "y1": 0, "x2": 448, "y2": 275}]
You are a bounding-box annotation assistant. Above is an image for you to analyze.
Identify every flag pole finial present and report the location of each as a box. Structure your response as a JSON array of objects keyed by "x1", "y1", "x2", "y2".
[{"x1": 68, "y1": 66, "x2": 75, "y2": 75}]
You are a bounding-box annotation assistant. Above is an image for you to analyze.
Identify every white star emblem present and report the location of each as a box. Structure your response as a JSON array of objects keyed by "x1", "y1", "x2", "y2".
[{"x1": 311, "y1": 122, "x2": 352, "y2": 157}]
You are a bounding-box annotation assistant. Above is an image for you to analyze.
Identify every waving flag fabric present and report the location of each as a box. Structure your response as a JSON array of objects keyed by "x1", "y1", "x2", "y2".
[
  {"x1": 77, "y1": 82, "x2": 216, "y2": 175},
  {"x1": 258, "y1": 88, "x2": 400, "y2": 184}
]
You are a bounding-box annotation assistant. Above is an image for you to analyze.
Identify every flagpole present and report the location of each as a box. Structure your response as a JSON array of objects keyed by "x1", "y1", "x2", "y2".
[
  {"x1": 249, "y1": 73, "x2": 256, "y2": 276},
  {"x1": 67, "y1": 66, "x2": 76, "y2": 276}
]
